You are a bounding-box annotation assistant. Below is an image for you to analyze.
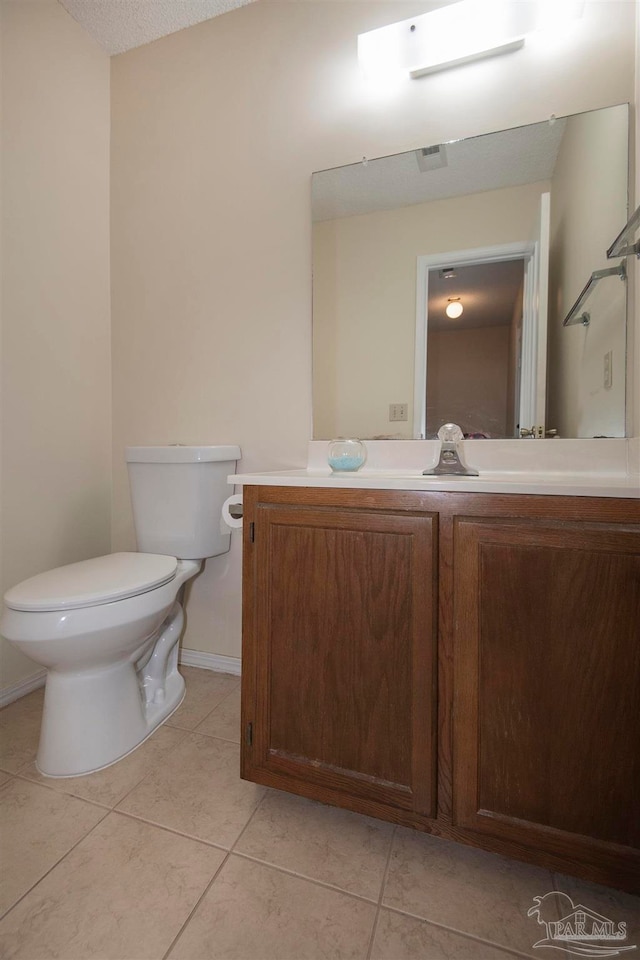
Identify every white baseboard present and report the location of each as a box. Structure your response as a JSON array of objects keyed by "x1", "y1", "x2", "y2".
[
  {"x1": 179, "y1": 649, "x2": 241, "y2": 677},
  {"x1": 0, "y1": 652, "x2": 240, "y2": 710},
  {"x1": 0, "y1": 670, "x2": 46, "y2": 709}
]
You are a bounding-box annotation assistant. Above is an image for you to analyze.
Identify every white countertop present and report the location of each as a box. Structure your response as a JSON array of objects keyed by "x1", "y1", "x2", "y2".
[
  {"x1": 228, "y1": 438, "x2": 640, "y2": 499},
  {"x1": 229, "y1": 468, "x2": 640, "y2": 498}
]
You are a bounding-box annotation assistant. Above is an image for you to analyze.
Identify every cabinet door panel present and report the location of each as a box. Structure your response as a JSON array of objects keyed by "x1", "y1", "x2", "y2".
[
  {"x1": 246, "y1": 504, "x2": 437, "y2": 816},
  {"x1": 453, "y1": 518, "x2": 640, "y2": 862}
]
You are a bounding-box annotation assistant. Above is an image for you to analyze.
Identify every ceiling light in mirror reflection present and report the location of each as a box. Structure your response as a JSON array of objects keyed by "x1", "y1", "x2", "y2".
[
  {"x1": 358, "y1": 0, "x2": 584, "y2": 85},
  {"x1": 446, "y1": 298, "x2": 464, "y2": 319}
]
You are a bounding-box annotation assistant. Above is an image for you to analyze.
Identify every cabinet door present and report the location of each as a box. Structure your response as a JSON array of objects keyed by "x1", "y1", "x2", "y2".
[
  {"x1": 453, "y1": 516, "x2": 640, "y2": 879},
  {"x1": 243, "y1": 502, "x2": 437, "y2": 818}
]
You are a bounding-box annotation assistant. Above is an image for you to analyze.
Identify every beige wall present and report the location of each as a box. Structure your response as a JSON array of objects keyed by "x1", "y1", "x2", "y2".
[
  {"x1": 111, "y1": 0, "x2": 636, "y2": 662},
  {"x1": 313, "y1": 181, "x2": 548, "y2": 439},
  {"x1": 547, "y1": 106, "x2": 629, "y2": 437},
  {"x1": 0, "y1": 0, "x2": 111, "y2": 693}
]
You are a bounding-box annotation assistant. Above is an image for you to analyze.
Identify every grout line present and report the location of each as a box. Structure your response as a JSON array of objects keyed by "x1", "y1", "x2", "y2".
[
  {"x1": 227, "y1": 786, "x2": 270, "y2": 853},
  {"x1": 110, "y1": 807, "x2": 236, "y2": 851},
  {"x1": 231, "y1": 849, "x2": 380, "y2": 907},
  {"x1": 189, "y1": 731, "x2": 241, "y2": 745},
  {"x1": 168, "y1": 674, "x2": 240, "y2": 733},
  {"x1": 10, "y1": 772, "x2": 113, "y2": 812},
  {"x1": 161, "y1": 786, "x2": 269, "y2": 959},
  {"x1": 167, "y1": 720, "x2": 241, "y2": 746},
  {"x1": 166, "y1": 712, "x2": 236, "y2": 736},
  {"x1": 161, "y1": 849, "x2": 232, "y2": 960},
  {"x1": 380, "y1": 904, "x2": 540, "y2": 960},
  {"x1": 549, "y1": 870, "x2": 574, "y2": 933},
  {"x1": 366, "y1": 823, "x2": 398, "y2": 960},
  {"x1": 108, "y1": 729, "x2": 192, "y2": 811},
  {"x1": 109, "y1": 807, "x2": 231, "y2": 852},
  {"x1": 0, "y1": 775, "x2": 15, "y2": 793},
  {"x1": 0, "y1": 804, "x2": 111, "y2": 924},
  {"x1": 6, "y1": 756, "x2": 39, "y2": 776},
  {"x1": 11, "y1": 725, "x2": 191, "y2": 814}
]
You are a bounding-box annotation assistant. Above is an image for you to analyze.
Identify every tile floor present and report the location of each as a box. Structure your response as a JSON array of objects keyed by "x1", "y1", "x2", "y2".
[{"x1": 0, "y1": 666, "x2": 638, "y2": 960}]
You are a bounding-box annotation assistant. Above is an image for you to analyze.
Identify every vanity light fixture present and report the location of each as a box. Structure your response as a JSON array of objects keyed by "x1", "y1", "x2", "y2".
[
  {"x1": 358, "y1": 0, "x2": 584, "y2": 83},
  {"x1": 446, "y1": 298, "x2": 464, "y2": 319},
  {"x1": 410, "y1": 35, "x2": 525, "y2": 80}
]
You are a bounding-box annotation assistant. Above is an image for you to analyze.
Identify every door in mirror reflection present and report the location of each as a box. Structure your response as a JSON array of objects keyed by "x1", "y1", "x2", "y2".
[
  {"x1": 424, "y1": 258, "x2": 525, "y2": 439},
  {"x1": 415, "y1": 191, "x2": 550, "y2": 440}
]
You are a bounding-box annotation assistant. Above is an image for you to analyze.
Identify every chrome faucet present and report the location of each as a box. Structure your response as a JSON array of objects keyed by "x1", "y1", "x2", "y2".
[{"x1": 423, "y1": 423, "x2": 479, "y2": 477}]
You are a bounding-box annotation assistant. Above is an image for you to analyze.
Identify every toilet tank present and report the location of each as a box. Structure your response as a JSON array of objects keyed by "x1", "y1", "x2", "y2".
[{"x1": 125, "y1": 445, "x2": 241, "y2": 559}]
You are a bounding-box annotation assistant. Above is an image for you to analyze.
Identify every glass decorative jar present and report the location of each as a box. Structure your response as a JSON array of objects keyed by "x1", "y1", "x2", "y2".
[{"x1": 327, "y1": 438, "x2": 366, "y2": 473}]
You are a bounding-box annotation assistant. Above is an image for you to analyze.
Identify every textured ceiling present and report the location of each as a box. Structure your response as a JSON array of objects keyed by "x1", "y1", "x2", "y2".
[
  {"x1": 312, "y1": 117, "x2": 566, "y2": 338},
  {"x1": 312, "y1": 118, "x2": 566, "y2": 221},
  {"x1": 58, "y1": 0, "x2": 256, "y2": 55}
]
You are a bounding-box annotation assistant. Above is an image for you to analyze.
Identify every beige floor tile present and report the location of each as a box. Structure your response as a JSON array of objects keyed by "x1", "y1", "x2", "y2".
[
  {"x1": 0, "y1": 688, "x2": 44, "y2": 773},
  {"x1": 195, "y1": 685, "x2": 241, "y2": 742},
  {"x1": 117, "y1": 732, "x2": 264, "y2": 847},
  {"x1": 371, "y1": 908, "x2": 522, "y2": 960},
  {"x1": 168, "y1": 854, "x2": 376, "y2": 960},
  {"x1": 236, "y1": 789, "x2": 394, "y2": 900},
  {"x1": 19, "y1": 722, "x2": 188, "y2": 807},
  {"x1": 0, "y1": 778, "x2": 106, "y2": 917},
  {"x1": 0, "y1": 811, "x2": 225, "y2": 960},
  {"x1": 166, "y1": 667, "x2": 240, "y2": 730},
  {"x1": 383, "y1": 828, "x2": 554, "y2": 957},
  {"x1": 546, "y1": 874, "x2": 640, "y2": 951},
  {"x1": 0, "y1": 771, "x2": 12, "y2": 788}
]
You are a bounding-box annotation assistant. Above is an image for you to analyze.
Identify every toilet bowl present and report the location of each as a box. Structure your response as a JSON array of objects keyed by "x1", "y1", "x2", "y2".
[{"x1": 0, "y1": 445, "x2": 240, "y2": 777}]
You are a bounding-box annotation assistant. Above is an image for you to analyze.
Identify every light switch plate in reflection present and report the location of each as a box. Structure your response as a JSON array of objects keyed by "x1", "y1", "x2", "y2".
[{"x1": 389, "y1": 403, "x2": 409, "y2": 422}]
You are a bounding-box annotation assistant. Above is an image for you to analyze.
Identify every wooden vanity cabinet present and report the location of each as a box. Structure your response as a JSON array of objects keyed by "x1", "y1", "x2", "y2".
[
  {"x1": 452, "y1": 510, "x2": 640, "y2": 892},
  {"x1": 240, "y1": 485, "x2": 640, "y2": 893},
  {"x1": 240, "y1": 486, "x2": 438, "y2": 820}
]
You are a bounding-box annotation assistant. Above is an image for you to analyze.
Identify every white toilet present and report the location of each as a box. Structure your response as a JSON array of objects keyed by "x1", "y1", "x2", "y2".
[{"x1": 0, "y1": 444, "x2": 240, "y2": 778}]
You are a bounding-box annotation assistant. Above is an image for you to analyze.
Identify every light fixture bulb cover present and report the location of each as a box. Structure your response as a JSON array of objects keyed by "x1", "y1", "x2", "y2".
[
  {"x1": 446, "y1": 300, "x2": 464, "y2": 319},
  {"x1": 358, "y1": 1, "x2": 584, "y2": 83}
]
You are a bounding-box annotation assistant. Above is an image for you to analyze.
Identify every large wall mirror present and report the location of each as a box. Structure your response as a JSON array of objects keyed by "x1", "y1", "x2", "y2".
[{"x1": 312, "y1": 104, "x2": 630, "y2": 440}]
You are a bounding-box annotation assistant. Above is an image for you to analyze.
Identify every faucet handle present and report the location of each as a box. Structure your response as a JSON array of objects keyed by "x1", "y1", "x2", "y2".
[
  {"x1": 424, "y1": 423, "x2": 478, "y2": 477},
  {"x1": 437, "y1": 423, "x2": 464, "y2": 443}
]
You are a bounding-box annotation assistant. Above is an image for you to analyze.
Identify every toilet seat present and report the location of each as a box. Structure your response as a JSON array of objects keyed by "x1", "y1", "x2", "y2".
[{"x1": 4, "y1": 552, "x2": 178, "y2": 612}]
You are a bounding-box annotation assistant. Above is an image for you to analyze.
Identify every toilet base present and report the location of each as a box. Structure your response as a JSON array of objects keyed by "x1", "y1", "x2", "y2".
[
  {"x1": 35, "y1": 604, "x2": 187, "y2": 778},
  {"x1": 36, "y1": 665, "x2": 185, "y2": 778}
]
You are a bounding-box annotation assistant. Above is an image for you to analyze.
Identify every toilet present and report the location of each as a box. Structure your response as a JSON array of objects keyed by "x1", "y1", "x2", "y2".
[{"x1": 0, "y1": 444, "x2": 240, "y2": 778}]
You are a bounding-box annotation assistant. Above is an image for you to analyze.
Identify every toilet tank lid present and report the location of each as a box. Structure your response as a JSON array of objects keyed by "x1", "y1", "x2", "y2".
[
  {"x1": 126, "y1": 445, "x2": 241, "y2": 463},
  {"x1": 4, "y1": 553, "x2": 178, "y2": 612}
]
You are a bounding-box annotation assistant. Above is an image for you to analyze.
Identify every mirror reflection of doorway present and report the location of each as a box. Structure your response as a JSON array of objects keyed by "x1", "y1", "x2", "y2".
[{"x1": 426, "y1": 259, "x2": 525, "y2": 438}]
